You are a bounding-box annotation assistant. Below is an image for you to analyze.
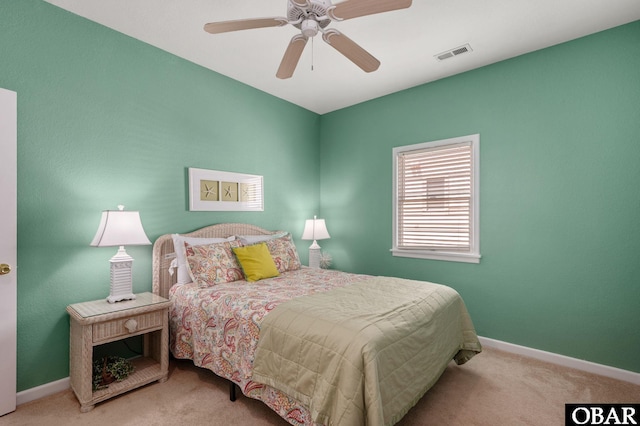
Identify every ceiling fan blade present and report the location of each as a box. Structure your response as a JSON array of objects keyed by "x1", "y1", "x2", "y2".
[
  {"x1": 329, "y1": 0, "x2": 412, "y2": 21},
  {"x1": 204, "y1": 17, "x2": 288, "y2": 34},
  {"x1": 322, "y1": 29, "x2": 380, "y2": 73},
  {"x1": 276, "y1": 35, "x2": 309, "y2": 79}
]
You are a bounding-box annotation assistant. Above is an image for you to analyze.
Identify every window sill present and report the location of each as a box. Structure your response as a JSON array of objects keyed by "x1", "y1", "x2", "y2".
[{"x1": 390, "y1": 248, "x2": 481, "y2": 264}]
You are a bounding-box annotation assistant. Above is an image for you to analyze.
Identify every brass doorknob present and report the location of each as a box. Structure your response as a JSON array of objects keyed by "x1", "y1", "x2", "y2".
[{"x1": 0, "y1": 264, "x2": 11, "y2": 275}]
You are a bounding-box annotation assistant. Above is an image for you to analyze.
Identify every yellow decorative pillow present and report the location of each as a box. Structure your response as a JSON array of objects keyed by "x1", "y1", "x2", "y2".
[{"x1": 232, "y1": 243, "x2": 280, "y2": 282}]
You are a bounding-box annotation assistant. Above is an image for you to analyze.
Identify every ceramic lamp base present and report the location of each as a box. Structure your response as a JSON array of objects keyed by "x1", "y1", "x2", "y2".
[
  {"x1": 308, "y1": 246, "x2": 321, "y2": 269},
  {"x1": 107, "y1": 247, "x2": 137, "y2": 303}
]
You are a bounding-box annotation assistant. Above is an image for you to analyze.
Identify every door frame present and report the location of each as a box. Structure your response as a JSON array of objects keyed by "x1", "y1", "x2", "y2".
[{"x1": 0, "y1": 87, "x2": 17, "y2": 416}]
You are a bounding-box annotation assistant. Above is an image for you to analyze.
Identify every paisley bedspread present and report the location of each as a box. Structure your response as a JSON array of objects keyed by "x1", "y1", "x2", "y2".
[
  {"x1": 169, "y1": 267, "x2": 370, "y2": 425},
  {"x1": 169, "y1": 267, "x2": 481, "y2": 426}
]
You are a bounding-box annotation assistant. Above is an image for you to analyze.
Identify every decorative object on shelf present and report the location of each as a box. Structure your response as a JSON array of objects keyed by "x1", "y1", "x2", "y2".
[
  {"x1": 301, "y1": 215, "x2": 330, "y2": 268},
  {"x1": 319, "y1": 251, "x2": 332, "y2": 269},
  {"x1": 92, "y1": 356, "x2": 135, "y2": 391},
  {"x1": 188, "y1": 167, "x2": 263, "y2": 211},
  {"x1": 90, "y1": 205, "x2": 151, "y2": 303}
]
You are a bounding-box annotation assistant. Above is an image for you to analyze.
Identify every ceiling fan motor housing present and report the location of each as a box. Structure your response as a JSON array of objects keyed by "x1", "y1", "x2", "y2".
[{"x1": 289, "y1": 0, "x2": 332, "y2": 34}]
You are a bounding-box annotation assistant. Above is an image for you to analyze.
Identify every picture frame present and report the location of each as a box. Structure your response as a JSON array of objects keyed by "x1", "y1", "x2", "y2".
[{"x1": 188, "y1": 167, "x2": 263, "y2": 211}]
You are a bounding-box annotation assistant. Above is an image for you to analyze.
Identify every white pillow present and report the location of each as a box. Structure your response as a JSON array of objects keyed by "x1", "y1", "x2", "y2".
[
  {"x1": 170, "y1": 234, "x2": 235, "y2": 285},
  {"x1": 238, "y1": 232, "x2": 287, "y2": 245}
]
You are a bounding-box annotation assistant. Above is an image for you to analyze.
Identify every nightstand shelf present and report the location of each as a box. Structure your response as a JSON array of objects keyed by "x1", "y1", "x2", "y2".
[
  {"x1": 67, "y1": 292, "x2": 170, "y2": 412},
  {"x1": 91, "y1": 357, "x2": 160, "y2": 403}
]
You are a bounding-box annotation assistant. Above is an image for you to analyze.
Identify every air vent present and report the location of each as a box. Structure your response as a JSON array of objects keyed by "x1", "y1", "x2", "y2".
[{"x1": 435, "y1": 44, "x2": 473, "y2": 61}]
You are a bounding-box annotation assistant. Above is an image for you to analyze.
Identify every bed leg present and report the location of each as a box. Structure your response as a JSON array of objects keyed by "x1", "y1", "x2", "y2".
[{"x1": 229, "y1": 381, "x2": 236, "y2": 402}]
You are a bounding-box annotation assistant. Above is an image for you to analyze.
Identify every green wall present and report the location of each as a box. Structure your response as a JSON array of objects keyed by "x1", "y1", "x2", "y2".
[
  {"x1": 1, "y1": 1, "x2": 320, "y2": 391},
  {"x1": 319, "y1": 21, "x2": 640, "y2": 373}
]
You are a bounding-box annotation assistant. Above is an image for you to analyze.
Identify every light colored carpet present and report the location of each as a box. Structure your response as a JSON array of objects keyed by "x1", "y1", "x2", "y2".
[{"x1": 2, "y1": 347, "x2": 638, "y2": 425}]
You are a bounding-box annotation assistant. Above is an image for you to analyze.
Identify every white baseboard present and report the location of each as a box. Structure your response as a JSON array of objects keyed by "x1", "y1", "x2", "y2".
[
  {"x1": 15, "y1": 338, "x2": 640, "y2": 405},
  {"x1": 478, "y1": 336, "x2": 640, "y2": 385},
  {"x1": 16, "y1": 377, "x2": 69, "y2": 406}
]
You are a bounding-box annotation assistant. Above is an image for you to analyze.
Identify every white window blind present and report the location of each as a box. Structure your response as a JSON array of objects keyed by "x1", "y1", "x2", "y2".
[{"x1": 392, "y1": 134, "x2": 480, "y2": 263}]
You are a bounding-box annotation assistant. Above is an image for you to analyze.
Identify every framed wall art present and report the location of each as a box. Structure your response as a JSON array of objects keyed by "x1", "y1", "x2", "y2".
[{"x1": 188, "y1": 167, "x2": 263, "y2": 211}]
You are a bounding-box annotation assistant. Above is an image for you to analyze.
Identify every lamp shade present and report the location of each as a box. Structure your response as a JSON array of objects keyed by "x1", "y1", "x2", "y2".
[
  {"x1": 301, "y1": 217, "x2": 330, "y2": 241},
  {"x1": 90, "y1": 207, "x2": 151, "y2": 247}
]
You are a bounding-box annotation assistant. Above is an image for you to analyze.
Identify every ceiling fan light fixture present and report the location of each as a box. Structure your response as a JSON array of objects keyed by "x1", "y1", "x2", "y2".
[{"x1": 301, "y1": 19, "x2": 319, "y2": 37}]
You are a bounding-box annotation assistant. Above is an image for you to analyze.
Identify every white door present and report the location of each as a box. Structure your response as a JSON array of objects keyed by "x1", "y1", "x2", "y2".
[{"x1": 0, "y1": 88, "x2": 17, "y2": 416}]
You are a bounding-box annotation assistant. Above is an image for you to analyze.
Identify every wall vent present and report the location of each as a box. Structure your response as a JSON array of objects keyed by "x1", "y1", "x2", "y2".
[{"x1": 435, "y1": 44, "x2": 473, "y2": 61}]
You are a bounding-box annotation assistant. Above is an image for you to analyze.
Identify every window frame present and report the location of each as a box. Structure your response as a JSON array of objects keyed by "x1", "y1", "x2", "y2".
[{"x1": 392, "y1": 134, "x2": 481, "y2": 263}]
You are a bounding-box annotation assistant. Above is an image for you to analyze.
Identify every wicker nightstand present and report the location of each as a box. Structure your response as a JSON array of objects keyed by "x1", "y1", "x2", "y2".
[{"x1": 66, "y1": 292, "x2": 170, "y2": 412}]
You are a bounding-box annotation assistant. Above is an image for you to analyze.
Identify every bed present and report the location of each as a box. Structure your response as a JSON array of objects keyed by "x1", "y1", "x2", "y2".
[{"x1": 152, "y1": 223, "x2": 481, "y2": 426}]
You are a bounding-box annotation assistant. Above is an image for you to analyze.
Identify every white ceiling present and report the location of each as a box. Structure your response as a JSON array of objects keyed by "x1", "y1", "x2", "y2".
[{"x1": 44, "y1": 0, "x2": 640, "y2": 114}]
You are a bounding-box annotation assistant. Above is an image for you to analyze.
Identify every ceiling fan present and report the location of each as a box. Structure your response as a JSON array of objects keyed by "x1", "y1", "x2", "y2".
[{"x1": 203, "y1": 0, "x2": 412, "y2": 79}]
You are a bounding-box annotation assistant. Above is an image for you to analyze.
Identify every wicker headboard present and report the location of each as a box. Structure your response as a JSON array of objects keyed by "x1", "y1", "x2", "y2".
[{"x1": 152, "y1": 223, "x2": 278, "y2": 299}]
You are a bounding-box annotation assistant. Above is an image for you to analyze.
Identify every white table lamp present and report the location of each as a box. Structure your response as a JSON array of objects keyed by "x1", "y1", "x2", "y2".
[
  {"x1": 90, "y1": 205, "x2": 151, "y2": 303},
  {"x1": 301, "y1": 215, "x2": 330, "y2": 268}
]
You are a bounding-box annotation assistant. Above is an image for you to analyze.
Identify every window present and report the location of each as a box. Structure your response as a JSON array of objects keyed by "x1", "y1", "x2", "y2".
[{"x1": 392, "y1": 134, "x2": 480, "y2": 263}]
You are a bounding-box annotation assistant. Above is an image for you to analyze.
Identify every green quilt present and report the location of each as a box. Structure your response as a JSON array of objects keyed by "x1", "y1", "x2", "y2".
[{"x1": 252, "y1": 276, "x2": 482, "y2": 426}]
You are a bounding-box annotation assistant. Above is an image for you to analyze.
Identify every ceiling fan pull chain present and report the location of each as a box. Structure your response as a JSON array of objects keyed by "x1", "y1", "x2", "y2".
[{"x1": 311, "y1": 36, "x2": 314, "y2": 71}]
